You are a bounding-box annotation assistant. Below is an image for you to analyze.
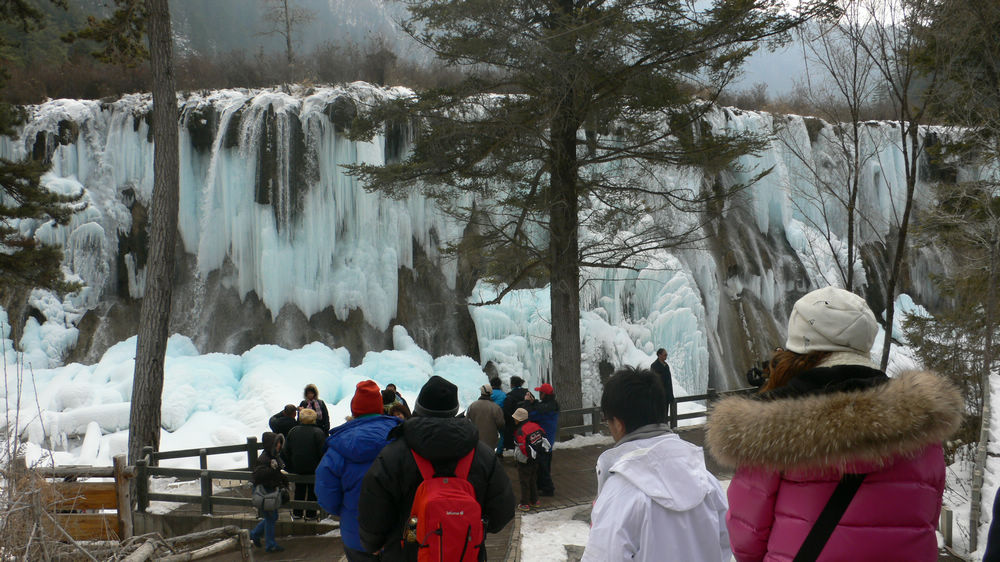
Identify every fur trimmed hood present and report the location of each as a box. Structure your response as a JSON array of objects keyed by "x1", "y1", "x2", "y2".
[{"x1": 706, "y1": 370, "x2": 962, "y2": 471}]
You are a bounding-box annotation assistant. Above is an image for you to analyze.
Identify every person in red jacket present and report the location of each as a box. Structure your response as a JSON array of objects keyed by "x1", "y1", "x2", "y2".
[
  {"x1": 707, "y1": 286, "x2": 963, "y2": 562},
  {"x1": 512, "y1": 407, "x2": 550, "y2": 512}
]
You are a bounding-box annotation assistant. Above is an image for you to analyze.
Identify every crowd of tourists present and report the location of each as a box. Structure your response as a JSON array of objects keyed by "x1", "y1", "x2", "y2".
[{"x1": 247, "y1": 286, "x2": 966, "y2": 561}]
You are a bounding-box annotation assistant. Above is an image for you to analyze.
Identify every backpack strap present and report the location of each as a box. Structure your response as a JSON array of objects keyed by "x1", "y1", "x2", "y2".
[
  {"x1": 793, "y1": 473, "x2": 867, "y2": 562},
  {"x1": 410, "y1": 449, "x2": 476, "y2": 480}
]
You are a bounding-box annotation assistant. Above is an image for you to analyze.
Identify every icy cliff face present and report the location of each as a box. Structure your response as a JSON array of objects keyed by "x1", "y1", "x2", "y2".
[{"x1": 0, "y1": 83, "x2": 972, "y2": 396}]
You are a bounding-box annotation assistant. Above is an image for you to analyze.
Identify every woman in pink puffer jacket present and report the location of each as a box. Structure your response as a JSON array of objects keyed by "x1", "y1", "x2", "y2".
[{"x1": 707, "y1": 287, "x2": 962, "y2": 562}]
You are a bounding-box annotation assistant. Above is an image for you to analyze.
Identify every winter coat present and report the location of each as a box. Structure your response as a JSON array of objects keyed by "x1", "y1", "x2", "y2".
[
  {"x1": 466, "y1": 396, "x2": 505, "y2": 450},
  {"x1": 283, "y1": 422, "x2": 326, "y2": 475},
  {"x1": 490, "y1": 388, "x2": 506, "y2": 408},
  {"x1": 650, "y1": 359, "x2": 674, "y2": 403},
  {"x1": 502, "y1": 386, "x2": 529, "y2": 449},
  {"x1": 299, "y1": 397, "x2": 331, "y2": 433},
  {"x1": 706, "y1": 355, "x2": 963, "y2": 562},
  {"x1": 315, "y1": 414, "x2": 400, "y2": 552},
  {"x1": 252, "y1": 432, "x2": 289, "y2": 492},
  {"x1": 513, "y1": 420, "x2": 549, "y2": 464},
  {"x1": 268, "y1": 411, "x2": 297, "y2": 438},
  {"x1": 358, "y1": 416, "x2": 516, "y2": 561},
  {"x1": 527, "y1": 396, "x2": 560, "y2": 447},
  {"x1": 582, "y1": 424, "x2": 730, "y2": 562}
]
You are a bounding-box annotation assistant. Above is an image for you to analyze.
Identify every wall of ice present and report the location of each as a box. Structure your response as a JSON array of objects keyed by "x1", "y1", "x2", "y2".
[{"x1": 1, "y1": 83, "x2": 972, "y2": 416}]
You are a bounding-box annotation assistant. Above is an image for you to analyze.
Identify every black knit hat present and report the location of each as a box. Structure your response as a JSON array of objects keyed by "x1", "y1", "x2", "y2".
[{"x1": 414, "y1": 376, "x2": 459, "y2": 417}]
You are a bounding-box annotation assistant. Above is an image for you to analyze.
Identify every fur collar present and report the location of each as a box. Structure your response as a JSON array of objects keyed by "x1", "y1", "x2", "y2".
[{"x1": 706, "y1": 370, "x2": 962, "y2": 471}]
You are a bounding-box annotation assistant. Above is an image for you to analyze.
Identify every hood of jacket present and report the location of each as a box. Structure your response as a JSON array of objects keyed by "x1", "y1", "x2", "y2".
[
  {"x1": 261, "y1": 431, "x2": 285, "y2": 459},
  {"x1": 706, "y1": 367, "x2": 962, "y2": 471},
  {"x1": 327, "y1": 415, "x2": 401, "y2": 463},
  {"x1": 399, "y1": 416, "x2": 478, "y2": 462},
  {"x1": 604, "y1": 432, "x2": 717, "y2": 512}
]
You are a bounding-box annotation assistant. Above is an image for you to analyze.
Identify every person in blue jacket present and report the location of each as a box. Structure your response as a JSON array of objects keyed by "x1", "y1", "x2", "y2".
[
  {"x1": 525, "y1": 383, "x2": 560, "y2": 496},
  {"x1": 315, "y1": 380, "x2": 400, "y2": 562},
  {"x1": 490, "y1": 377, "x2": 507, "y2": 456}
]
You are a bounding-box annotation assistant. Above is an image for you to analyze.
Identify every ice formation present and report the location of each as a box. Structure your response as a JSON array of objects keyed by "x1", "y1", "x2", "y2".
[{"x1": 0, "y1": 83, "x2": 982, "y2": 466}]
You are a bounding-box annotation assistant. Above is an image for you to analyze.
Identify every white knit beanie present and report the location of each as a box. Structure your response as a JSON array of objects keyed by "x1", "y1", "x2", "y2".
[{"x1": 785, "y1": 286, "x2": 878, "y2": 355}]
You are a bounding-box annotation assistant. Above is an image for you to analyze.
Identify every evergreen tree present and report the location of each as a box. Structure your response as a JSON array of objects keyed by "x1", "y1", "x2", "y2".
[
  {"x1": 349, "y1": 0, "x2": 831, "y2": 409},
  {"x1": 0, "y1": 0, "x2": 83, "y2": 295}
]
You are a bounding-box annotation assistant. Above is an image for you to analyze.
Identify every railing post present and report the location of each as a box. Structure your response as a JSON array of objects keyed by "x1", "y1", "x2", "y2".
[
  {"x1": 200, "y1": 469, "x2": 213, "y2": 516},
  {"x1": 246, "y1": 437, "x2": 258, "y2": 469},
  {"x1": 939, "y1": 505, "x2": 953, "y2": 548},
  {"x1": 591, "y1": 407, "x2": 601, "y2": 434},
  {"x1": 669, "y1": 401, "x2": 678, "y2": 429},
  {"x1": 135, "y1": 456, "x2": 149, "y2": 513},
  {"x1": 113, "y1": 454, "x2": 133, "y2": 539}
]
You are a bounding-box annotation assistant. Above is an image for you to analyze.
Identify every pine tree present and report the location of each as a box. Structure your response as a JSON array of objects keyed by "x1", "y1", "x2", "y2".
[
  {"x1": 348, "y1": 0, "x2": 831, "y2": 409},
  {"x1": 0, "y1": 0, "x2": 83, "y2": 296}
]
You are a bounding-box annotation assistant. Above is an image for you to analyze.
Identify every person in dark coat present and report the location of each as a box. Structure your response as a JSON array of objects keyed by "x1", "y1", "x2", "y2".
[
  {"x1": 466, "y1": 383, "x2": 505, "y2": 450},
  {"x1": 250, "y1": 431, "x2": 289, "y2": 553},
  {"x1": 268, "y1": 404, "x2": 298, "y2": 438},
  {"x1": 385, "y1": 383, "x2": 408, "y2": 409},
  {"x1": 650, "y1": 348, "x2": 674, "y2": 412},
  {"x1": 358, "y1": 375, "x2": 516, "y2": 561},
  {"x1": 985, "y1": 487, "x2": 1000, "y2": 562},
  {"x1": 316, "y1": 380, "x2": 401, "y2": 562},
  {"x1": 525, "y1": 383, "x2": 560, "y2": 496},
  {"x1": 501, "y1": 376, "x2": 529, "y2": 451},
  {"x1": 299, "y1": 383, "x2": 331, "y2": 433},
  {"x1": 284, "y1": 407, "x2": 326, "y2": 520},
  {"x1": 490, "y1": 377, "x2": 507, "y2": 456}
]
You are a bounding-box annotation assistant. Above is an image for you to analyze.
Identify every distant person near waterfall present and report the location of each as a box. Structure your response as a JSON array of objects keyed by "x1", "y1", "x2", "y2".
[
  {"x1": 650, "y1": 348, "x2": 674, "y2": 414},
  {"x1": 300, "y1": 384, "x2": 331, "y2": 433}
]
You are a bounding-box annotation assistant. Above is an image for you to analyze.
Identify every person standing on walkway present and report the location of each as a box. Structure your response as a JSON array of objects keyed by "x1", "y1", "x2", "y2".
[
  {"x1": 250, "y1": 431, "x2": 289, "y2": 553},
  {"x1": 502, "y1": 376, "x2": 528, "y2": 452},
  {"x1": 300, "y1": 383, "x2": 331, "y2": 433},
  {"x1": 582, "y1": 367, "x2": 730, "y2": 562},
  {"x1": 707, "y1": 286, "x2": 962, "y2": 562},
  {"x1": 385, "y1": 383, "x2": 408, "y2": 409},
  {"x1": 650, "y1": 348, "x2": 674, "y2": 416},
  {"x1": 525, "y1": 383, "x2": 559, "y2": 496},
  {"x1": 490, "y1": 377, "x2": 507, "y2": 456},
  {"x1": 284, "y1": 407, "x2": 326, "y2": 520},
  {"x1": 316, "y1": 380, "x2": 400, "y2": 562},
  {"x1": 358, "y1": 375, "x2": 515, "y2": 560},
  {"x1": 467, "y1": 383, "x2": 505, "y2": 451},
  {"x1": 512, "y1": 407, "x2": 549, "y2": 512},
  {"x1": 268, "y1": 404, "x2": 298, "y2": 438}
]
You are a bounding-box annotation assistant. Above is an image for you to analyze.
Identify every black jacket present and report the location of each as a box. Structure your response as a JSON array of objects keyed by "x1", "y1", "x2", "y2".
[
  {"x1": 283, "y1": 423, "x2": 327, "y2": 474},
  {"x1": 358, "y1": 416, "x2": 516, "y2": 560},
  {"x1": 650, "y1": 360, "x2": 674, "y2": 403},
  {"x1": 252, "y1": 432, "x2": 289, "y2": 491},
  {"x1": 268, "y1": 411, "x2": 297, "y2": 438},
  {"x1": 501, "y1": 386, "x2": 529, "y2": 450}
]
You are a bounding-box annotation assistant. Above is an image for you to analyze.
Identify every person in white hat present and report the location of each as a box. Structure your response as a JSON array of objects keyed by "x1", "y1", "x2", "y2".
[{"x1": 706, "y1": 286, "x2": 963, "y2": 562}]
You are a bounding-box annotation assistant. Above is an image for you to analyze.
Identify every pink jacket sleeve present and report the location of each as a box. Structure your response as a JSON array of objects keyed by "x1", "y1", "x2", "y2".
[{"x1": 726, "y1": 466, "x2": 781, "y2": 562}]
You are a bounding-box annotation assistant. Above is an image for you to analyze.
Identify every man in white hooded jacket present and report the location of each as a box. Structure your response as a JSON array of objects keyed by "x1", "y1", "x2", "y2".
[{"x1": 582, "y1": 367, "x2": 731, "y2": 562}]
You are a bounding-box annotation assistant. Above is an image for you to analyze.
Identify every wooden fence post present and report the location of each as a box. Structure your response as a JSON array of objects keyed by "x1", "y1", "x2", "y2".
[
  {"x1": 246, "y1": 437, "x2": 258, "y2": 470},
  {"x1": 135, "y1": 456, "x2": 149, "y2": 513},
  {"x1": 200, "y1": 469, "x2": 213, "y2": 516},
  {"x1": 669, "y1": 401, "x2": 678, "y2": 429},
  {"x1": 940, "y1": 506, "x2": 953, "y2": 548},
  {"x1": 113, "y1": 454, "x2": 134, "y2": 539},
  {"x1": 590, "y1": 407, "x2": 601, "y2": 434}
]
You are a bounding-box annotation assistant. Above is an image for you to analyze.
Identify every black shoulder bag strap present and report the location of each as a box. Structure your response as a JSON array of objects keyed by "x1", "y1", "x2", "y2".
[{"x1": 792, "y1": 473, "x2": 867, "y2": 562}]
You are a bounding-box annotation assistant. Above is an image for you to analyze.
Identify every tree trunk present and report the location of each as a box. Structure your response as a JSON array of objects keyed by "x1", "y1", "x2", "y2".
[
  {"x1": 129, "y1": 0, "x2": 179, "y2": 464},
  {"x1": 879, "y1": 122, "x2": 919, "y2": 371},
  {"x1": 548, "y1": 104, "x2": 583, "y2": 411},
  {"x1": 846, "y1": 118, "x2": 860, "y2": 292},
  {"x1": 283, "y1": 0, "x2": 293, "y2": 73}
]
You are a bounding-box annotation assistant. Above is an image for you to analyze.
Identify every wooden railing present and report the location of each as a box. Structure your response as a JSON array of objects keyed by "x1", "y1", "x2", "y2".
[
  {"x1": 13, "y1": 453, "x2": 134, "y2": 541},
  {"x1": 134, "y1": 438, "x2": 321, "y2": 516},
  {"x1": 557, "y1": 387, "x2": 756, "y2": 438}
]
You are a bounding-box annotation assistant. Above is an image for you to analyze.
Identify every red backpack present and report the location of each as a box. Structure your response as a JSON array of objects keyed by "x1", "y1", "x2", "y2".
[{"x1": 408, "y1": 449, "x2": 485, "y2": 562}]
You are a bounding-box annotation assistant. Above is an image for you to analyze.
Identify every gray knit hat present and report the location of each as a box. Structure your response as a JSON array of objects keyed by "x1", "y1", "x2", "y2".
[{"x1": 785, "y1": 286, "x2": 878, "y2": 355}]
